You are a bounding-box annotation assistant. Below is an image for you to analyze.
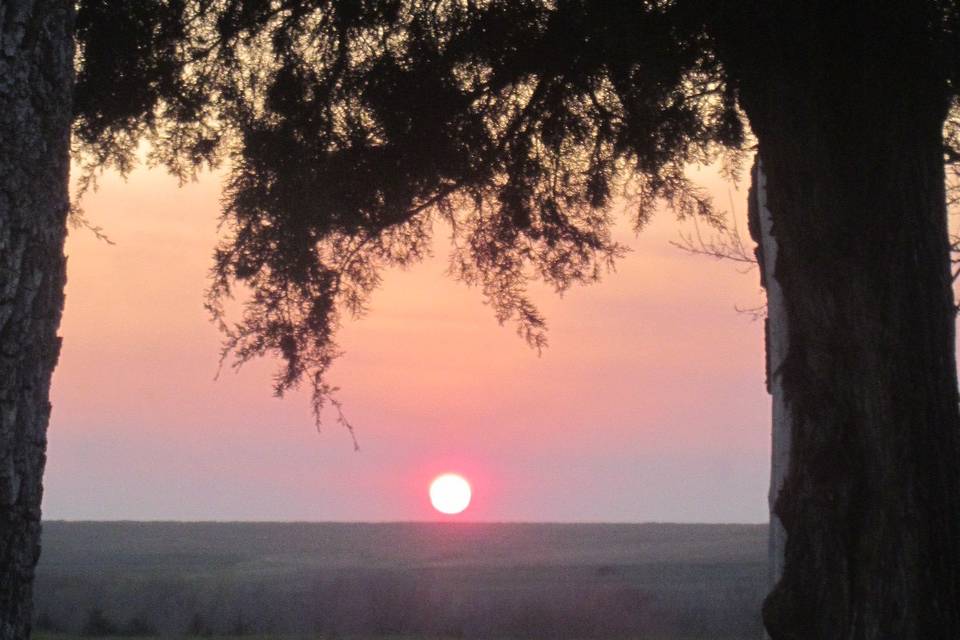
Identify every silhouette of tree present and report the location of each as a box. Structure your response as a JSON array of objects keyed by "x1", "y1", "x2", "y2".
[
  {"x1": 1, "y1": 3, "x2": 74, "y2": 640},
  {"x1": 79, "y1": 607, "x2": 118, "y2": 637},
  {"x1": 122, "y1": 614, "x2": 157, "y2": 638},
  {"x1": 3, "y1": 1, "x2": 960, "y2": 639}
]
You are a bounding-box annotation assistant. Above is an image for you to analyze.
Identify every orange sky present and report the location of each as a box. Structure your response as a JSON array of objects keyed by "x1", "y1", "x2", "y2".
[{"x1": 44, "y1": 158, "x2": 770, "y2": 522}]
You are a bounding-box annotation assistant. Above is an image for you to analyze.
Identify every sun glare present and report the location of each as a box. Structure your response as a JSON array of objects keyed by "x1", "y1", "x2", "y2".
[{"x1": 429, "y1": 473, "x2": 472, "y2": 515}]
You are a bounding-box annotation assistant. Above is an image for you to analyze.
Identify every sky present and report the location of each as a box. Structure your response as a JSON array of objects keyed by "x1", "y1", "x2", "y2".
[{"x1": 43, "y1": 158, "x2": 771, "y2": 523}]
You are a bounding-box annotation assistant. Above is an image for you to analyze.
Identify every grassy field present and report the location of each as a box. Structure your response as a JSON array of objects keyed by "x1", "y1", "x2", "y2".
[
  {"x1": 33, "y1": 631, "x2": 736, "y2": 640},
  {"x1": 34, "y1": 522, "x2": 767, "y2": 640}
]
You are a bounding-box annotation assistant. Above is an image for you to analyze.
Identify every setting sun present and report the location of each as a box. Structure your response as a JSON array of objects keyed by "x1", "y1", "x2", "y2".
[{"x1": 429, "y1": 474, "x2": 472, "y2": 515}]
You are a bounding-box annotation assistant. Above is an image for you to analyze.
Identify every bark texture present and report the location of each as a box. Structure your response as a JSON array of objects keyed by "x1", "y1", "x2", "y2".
[
  {"x1": 747, "y1": 159, "x2": 791, "y2": 593},
  {"x1": 0, "y1": 1, "x2": 73, "y2": 639},
  {"x1": 723, "y1": 4, "x2": 960, "y2": 638}
]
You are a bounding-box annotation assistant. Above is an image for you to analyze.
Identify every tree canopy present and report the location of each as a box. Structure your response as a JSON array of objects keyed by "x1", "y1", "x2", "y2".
[{"x1": 71, "y1": 0, "x2": 960, "y2": 418}]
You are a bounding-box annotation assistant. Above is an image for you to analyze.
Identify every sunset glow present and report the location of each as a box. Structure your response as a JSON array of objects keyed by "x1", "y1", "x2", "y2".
[
  {"x1": 43, "y1": 160, "x2": 772, "y2": 522},
  {"x1": 429, "y1": 474, "x2": 472, "y2": 515}
]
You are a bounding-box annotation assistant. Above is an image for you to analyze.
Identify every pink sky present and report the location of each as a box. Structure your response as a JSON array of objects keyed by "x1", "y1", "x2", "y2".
[{"x1": 43, "y1": 159, "x2": 770, "y2": 522}]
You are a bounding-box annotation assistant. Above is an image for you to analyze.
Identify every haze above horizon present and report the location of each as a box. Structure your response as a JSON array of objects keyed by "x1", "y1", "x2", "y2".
[{"x1": 45, "y1": 160, "x2": 769, "y2": 523}]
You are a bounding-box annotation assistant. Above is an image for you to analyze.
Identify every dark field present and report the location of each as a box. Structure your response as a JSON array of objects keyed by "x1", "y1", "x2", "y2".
[{"x1": 34, "y1": 522, "x2": 767, "y2": 639}]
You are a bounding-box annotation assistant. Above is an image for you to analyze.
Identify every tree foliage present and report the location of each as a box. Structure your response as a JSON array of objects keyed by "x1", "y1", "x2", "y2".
[{"x1": 71, "y1": 0, "x2": 960, "y2": 422}]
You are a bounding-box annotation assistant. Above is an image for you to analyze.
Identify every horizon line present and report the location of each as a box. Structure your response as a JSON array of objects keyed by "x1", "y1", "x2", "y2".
[{"x1": 42, "y1": 518, "x2": 768, "y2": 526}]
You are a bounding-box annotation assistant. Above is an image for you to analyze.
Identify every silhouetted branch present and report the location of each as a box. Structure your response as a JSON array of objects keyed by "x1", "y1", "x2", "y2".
[
  {"x1": 670, "y1": 192, "x2": 757, "y2": 273},
  {"x1": 68, "y1": 202, "x2": 116, "y2": 245},
  {"x1": 946, "y1": 101, "x2": 960, "y2": 310}
]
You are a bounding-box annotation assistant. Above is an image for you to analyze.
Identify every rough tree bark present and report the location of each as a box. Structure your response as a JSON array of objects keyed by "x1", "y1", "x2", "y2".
[
  {"x1": 0, "y1": 2, "x2": 73, "y2": 639},
  {"x1": 728, "y1": 5, "x2": 960, "y2": 638},
  {"x1": 747, "y1": 159, "x2": 791, "y2": 595}
]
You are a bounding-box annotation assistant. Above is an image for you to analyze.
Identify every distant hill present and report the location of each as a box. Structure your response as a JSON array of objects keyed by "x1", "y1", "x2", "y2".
[{"x1": 35, "y1": 521, "x2": 767, "y2": 639}]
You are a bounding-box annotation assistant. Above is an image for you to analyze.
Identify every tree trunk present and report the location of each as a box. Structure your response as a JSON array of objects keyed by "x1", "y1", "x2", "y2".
[
  {"x1": 725, "y1": 4, "x2": 960, "y2": 638},
  {"x1": 747, "y1": 159, "x2": 791, "y2": 595},
  {"x1": 0, "y1": 2, "x2": 73, "y2": 639}
]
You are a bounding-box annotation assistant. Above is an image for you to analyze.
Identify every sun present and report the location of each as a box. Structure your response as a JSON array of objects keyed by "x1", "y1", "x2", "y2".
[{"x1": 429, "y1": 473, "x2": 472, "y2": 515}]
